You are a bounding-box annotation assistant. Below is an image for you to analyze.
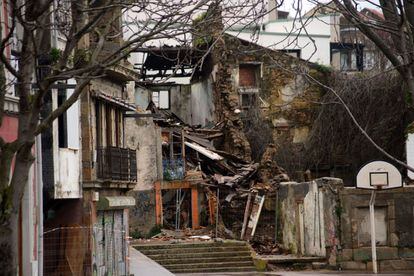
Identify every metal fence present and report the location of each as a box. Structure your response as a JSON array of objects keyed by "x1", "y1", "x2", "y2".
[{"x1": 43, "y1": 224, "x2": 129, "y2": 276}]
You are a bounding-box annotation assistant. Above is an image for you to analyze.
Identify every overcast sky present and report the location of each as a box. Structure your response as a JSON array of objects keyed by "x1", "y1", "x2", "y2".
[{"x1": 278, "y1": 0, "x2": 380, "y2": 15}]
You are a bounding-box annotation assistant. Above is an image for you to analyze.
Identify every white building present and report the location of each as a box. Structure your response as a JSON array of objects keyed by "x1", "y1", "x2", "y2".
[{"x1": 227, "y1": 13, "x2": 340, "y2": 66}]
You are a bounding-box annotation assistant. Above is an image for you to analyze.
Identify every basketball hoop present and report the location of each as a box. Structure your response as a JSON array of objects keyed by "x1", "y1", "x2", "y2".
[{"x1": 356, "y1": 161, "x2": 402, "y2": 274}]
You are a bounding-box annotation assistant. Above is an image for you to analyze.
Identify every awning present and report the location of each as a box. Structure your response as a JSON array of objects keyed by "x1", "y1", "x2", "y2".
[
  {"x1": 185, "y1": 141, "x2": 224, "y2": 161},
  {"x1": 91, "y1": 90, "x2": 137, "y2": 112},
  {"x1": 97, "y1": 196, "x2": 136, "y2": 210}
]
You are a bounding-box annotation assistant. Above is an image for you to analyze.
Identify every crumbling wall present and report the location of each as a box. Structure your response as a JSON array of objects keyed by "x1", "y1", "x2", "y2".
[
  {"x1": 338, "y1": 187, "x2": 414, "y2": 271},
  {"x1": 217, "y1": 34, "x2": 324, "y2": 176},
  {"x1": 170, "y1": 85, "x2": 192, "y2": 124},
  {"x1": 277, "y1": 178, "x2": 342, "y2": 265},
  {"x1": 190, "y1": 78, "x2": 215, "y2": 126},
  {"x1": 125, "y1": 117, "x2": 162, "y2": 191},
  {"x1": 125, "y1": 116, "x2": 162, "y2": 235}
]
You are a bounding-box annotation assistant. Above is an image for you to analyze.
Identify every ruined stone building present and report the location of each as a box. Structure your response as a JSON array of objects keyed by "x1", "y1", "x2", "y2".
[{"x1": 124, "y1": 3, "x2": 414, "y2": 273}]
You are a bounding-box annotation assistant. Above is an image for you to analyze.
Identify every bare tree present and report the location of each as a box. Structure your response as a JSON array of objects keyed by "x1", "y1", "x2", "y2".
[
  {"x1": 0, "y1": 0, "x2": 270, "y2": 273},
  {"x1": 330, "y1": 0, "x2": 414, "y2": 98}
]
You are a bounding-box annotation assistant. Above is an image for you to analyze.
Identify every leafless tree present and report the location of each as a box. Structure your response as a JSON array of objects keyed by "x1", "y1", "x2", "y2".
[{"x1": 0, "y1": 0, "x2": 270, "y2": 273}]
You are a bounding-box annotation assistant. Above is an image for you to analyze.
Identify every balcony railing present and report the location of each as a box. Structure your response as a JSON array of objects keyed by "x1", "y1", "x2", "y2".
[{"x1": 97, "y1": 147, "x2": 137, "y2": 182}]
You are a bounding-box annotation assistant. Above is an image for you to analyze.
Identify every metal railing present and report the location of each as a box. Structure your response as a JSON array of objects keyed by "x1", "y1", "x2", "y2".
[{"x1": 97, "y1": 146, "x2": 137, "y2": 182}]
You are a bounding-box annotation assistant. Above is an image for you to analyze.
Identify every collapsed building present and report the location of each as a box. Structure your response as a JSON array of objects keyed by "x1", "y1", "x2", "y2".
[
  {"x1": 126, "y1": 3, "x2": 324, "y2": 243},
  {"x1": 125, "y1": 3, "x2": 414, "y2": 272}
]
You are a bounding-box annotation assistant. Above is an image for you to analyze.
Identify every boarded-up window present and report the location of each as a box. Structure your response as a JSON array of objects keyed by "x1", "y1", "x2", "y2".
[
  {"x1": 239, "y1": 64, "x2": 259, "y2": 87},
  {"x1": 356, "y1": 207, "x2": 387, "y2": 246}
]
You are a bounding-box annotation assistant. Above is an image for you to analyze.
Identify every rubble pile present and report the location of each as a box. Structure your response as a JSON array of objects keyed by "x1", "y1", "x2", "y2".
[{"x1": 148, "y1": 104, "x2": 289, "y2": 255}]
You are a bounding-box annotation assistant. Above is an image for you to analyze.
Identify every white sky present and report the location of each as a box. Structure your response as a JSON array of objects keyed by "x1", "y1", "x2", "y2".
[{"x1": 278, "y1": 0, "x2": 380, "y2": 15}]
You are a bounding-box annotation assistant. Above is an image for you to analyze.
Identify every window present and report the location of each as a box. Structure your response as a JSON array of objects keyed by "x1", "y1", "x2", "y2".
[
  {"x1": 363, "y1": 51, "x2": 375, "y2": 70},
  {"x1": 239, "y1": 64, "x2": 260, "y2": 88},
  {"x1": 280, "y1": 49, "x2": 301, "y2": 59},
  {"x1": 95, "y1": 101, "x2": 124, "y2": 148},
  {"x1": 152, "y1": 90, "x2": 169, "y2": 109},
  {"x1": 238, "y1": 64, "x2": 260, "y2": 109},
  {"x1": 240, "y1": 93, "x2": 258, "y2": 109}
]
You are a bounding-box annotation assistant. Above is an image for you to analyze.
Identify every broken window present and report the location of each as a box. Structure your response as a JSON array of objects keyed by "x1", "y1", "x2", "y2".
[
  {"x1": 238, "y1": 64, "x2": 260, "y2": 109},
  {"x1": 58, "y1": 86, "x2": 68, "y2": 148},
  {"x1": 240, "y1": 93, "x2": 258, "y2": 109},
  {"x1": 162, "y1": 130, "x2": 184, "y2": 180},
  {"x1": 152, "y1": 90, "x2": 170, "y2": 109}
]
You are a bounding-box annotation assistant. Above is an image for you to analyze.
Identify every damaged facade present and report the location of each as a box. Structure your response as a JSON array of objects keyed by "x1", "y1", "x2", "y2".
[
  {"x1": 124, "y1": 3, "x2": 414, "y2": 273},
  {"x1": 127, "y1": 3, "x2": 322, "y2": 242}
]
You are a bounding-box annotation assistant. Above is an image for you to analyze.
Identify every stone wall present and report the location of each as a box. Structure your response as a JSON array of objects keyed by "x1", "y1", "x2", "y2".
[
  {"x1": 338, "y1": 187, "x2": 414, "y2": 271},
  {"x1": 193, "y1": 33, "x2": 326, "y2": 166}
]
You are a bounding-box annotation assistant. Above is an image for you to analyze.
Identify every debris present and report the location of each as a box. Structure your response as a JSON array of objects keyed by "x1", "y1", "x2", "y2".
[
  {"x1": 189, "y1": 235, "x2": 211, "y2": 240},
  {"x1": 245, "y1": 194, "x2": 265, "y2": 239}
]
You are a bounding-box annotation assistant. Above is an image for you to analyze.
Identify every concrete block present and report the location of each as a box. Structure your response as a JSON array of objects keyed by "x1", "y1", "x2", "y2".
[
  {"x1": 337, "y1": 249, "x2": 353, "y2": 262},
  {"x1": 353, "y1": 247, "x2": 398, "y2": 261},
  {"x1": 340, "y1": 261, "x2": 366, "y2": 270},
  {"x1": 388, "y1": 204, "x2": 395, "y2": 219},
  {"x1": 379, "y1": 259, "x2": 414, "y2": 271},
  {"x1": 399, "y1": 247, "x2": 414, "y2": 258}
]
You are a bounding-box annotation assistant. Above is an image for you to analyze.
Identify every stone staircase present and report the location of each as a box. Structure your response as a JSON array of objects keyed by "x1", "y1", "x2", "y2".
[{"x1": 133, "y1": 240, "x2": 257, "y2": 274}]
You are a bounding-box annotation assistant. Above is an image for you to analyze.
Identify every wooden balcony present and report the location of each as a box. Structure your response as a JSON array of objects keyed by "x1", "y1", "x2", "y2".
[{"x1": 97, "y1": 147, "x2": 137, "y2": 182}]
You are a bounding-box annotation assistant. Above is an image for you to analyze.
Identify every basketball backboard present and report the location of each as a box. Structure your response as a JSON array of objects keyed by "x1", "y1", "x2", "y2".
[{"x1": 356, "y1": 161, "x2": 402, "y2": 190}]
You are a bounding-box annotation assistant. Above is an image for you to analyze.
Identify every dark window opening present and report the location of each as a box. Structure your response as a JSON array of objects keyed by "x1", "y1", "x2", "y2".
[
  {"x1": 240, "y1": 93, "x2": 258, "y2": 109},
  {"x1": 95, "y1": 101, "x2": 101, "y2": 148},
  {"x1": 58, "y1": 87, "x2": 68, "y2": 148}
]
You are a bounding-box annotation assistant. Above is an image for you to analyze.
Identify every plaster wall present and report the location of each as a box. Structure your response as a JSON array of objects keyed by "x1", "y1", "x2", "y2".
[
  {"x1": 226, "y1": 30, "x2": 331, "y2": 65},
  {"x1": 406, "y1": 133, "x2": 414, "y2": 179},
  {"x1": 135, "y1": 86, "x2": 150, "y2": 110},
  {"x1": 170, "y1": 85, "x2": 192, "y2": 123},
  {"x1": 125, "y1": 117, "x2": 162, "y2": 191},
  {"x1": 190, "y1": 78, "x2": 215, "y2": 126},
  {"x1": 278, "y1": 178, "x2": 342, "y2": 264},
  {"x1": 228, "y1": 14, "x2": 339, "y2": 65}
]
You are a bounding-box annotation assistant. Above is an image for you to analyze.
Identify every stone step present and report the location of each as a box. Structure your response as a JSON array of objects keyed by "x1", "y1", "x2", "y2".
[
  {"x1": 155, "y1": 255, "x2": 253, "y2": 265},
  {"x1": 148, "y1": 250, "x2": 251, "y2": 261},
  {"x1": 133, "y1": 241, "x2": 247, "y2": 250},
  {"x1": 163, "y1": 260, "x2": 255, "y2": 271},
  {"x1": 172, "y1": 266, "x2": 257, "y2": 274},
  {"x1": 135, "y1": 240, "x2": 257, "y2": 273},
  {"x1": 260, "y1": 254, "x2": 326, "y2": 264},
  {"x1": 137, "y1": 246, "x2": 250, "y2": 255}
]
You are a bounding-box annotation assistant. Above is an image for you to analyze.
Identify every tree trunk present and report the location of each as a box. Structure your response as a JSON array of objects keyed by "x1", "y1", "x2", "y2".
[
  {"x1": 0, "y1": 142, "x2": 34, "y2": 275},
  {"x1": 0, "y1": 211, "x2": 19, "y2": 276}
]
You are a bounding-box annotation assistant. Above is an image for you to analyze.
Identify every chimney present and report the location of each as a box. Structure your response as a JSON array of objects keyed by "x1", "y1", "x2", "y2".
[{"x1": 267, "y1": 0, "x2": 278, "y2": 21}]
